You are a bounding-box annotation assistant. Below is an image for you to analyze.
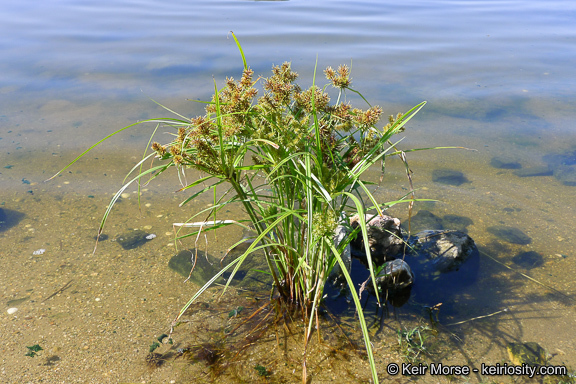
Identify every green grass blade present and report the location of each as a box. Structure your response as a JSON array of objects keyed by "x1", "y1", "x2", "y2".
[{"x1": 230, "y1": 31, "x2": 247, "y2": 71}]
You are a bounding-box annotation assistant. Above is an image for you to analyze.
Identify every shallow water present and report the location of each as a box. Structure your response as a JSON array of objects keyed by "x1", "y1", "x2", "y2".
[{"x1": 1, "y1": 0, "x2": 575, "y2": 382}]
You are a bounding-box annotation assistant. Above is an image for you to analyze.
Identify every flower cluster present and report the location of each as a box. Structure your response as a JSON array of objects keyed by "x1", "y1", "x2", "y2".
[{"x1": 150, "y1": 62, "x2": 404, "y2": 182}]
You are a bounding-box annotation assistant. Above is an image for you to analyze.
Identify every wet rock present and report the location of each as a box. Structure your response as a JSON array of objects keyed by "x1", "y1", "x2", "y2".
[
  {"x1": 0, "y1": 208, "x2": 25, "y2": 232},
  {"x1": 350, "y1": 213, "x2": 403, "y2": 266},
  {"x1": 410, "y1": 230, "x2": 477, "y2": 272},
  {"x1": 513, "y1": 166, "x2": 553, "y2": 177},
  {"x1": 553, "y1": 165, "x2": 576, "y2": 186},
  {"x1": 168, "y1": 249, "x2": 220, "y2": 286},
  {"x1": 543, "y1": 150, "x2": 576, "y2": 167},
  {"x1": 512, "y1": 251, "x2": 544, "y2": 269},
  {"x1": 408, "y1": 210, "x2": 444, "y2": 233},
  {"x1": 115, "y1": 229, "x2": 152, "y2": 249},
  {"x1": 368, "y1": 259, "x2": 414, "y2": 293},
  {"x1": 487, "y1": 225, "x2": 531, "y2": 245},
  {"x1": 543, "y1": 150, "x2": 576, "y2": 186},
  {"x1": 507, "y1": 342, "x2": 547, "y2": 366},
  {"x1": 432, "y1": 169, "x2": 470, "y2": 186},
  {"x1": 490, "y1": 156, "x2": 522, "y2": 169},
  {"x1": 442, "y1": 214, "x2": 473, "y2": 233}
]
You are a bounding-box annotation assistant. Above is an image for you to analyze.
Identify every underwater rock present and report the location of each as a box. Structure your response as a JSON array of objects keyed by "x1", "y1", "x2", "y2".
[
  {"x1": 168, "y1": 249, "x2": 220, "y2": 286},
  {"x1": 94, "y1": 233, "x2": 109, "y2": 241},
  {"x1": 408, "y1": 210, "x2": 444, "y2": 233},
  {"x1": 115, "y1": 229, "x2": 152, "y2": 250},
  {"x1": 512, "y1": 251, "x2": 544, "y2": 269},
  {"x1": 442, "y1": 214, "x2": 473, "y2": 233},
  {"x1": 410, "y1": 230, "x2": 477, "y2": 272},
  {"x1": 507, "y1": 342, "x2": 547, "y2": 366},
  {"x1": 432, "y1": 169, "x2": 470, "y2": 186},
  {"x1": 487, "y1": 225, "x2": 531, "y2": 245},
  {"x1": 513, "y1": 166, "x2": 553, "y2": 177},
  {"x1": 350, "y1": 213, "x2": 403, "y2": 266},
  {"x1": 0, "y1": 207, "x2": 25, "y2": 232},
  {"x1": 490, "y1": 156, "x2": 522, "y2": 169},
  {"x1": 543, "y1": 150, "x2": 576, "y2": 167},
  {"x1": 543, "y1": 150, "x2": 576, "y2": 186},
  {"x1": 369, "y1": 259, "x2": 414, "y2": 293},
  {"x1": 553, "y1": 165, "x2": 576, "y2": 186}
]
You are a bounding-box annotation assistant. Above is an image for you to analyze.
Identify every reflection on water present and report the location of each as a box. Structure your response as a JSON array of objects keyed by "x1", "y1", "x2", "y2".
[{"x1": 1, "y1": 0, "x2": 575, "y2": 382}]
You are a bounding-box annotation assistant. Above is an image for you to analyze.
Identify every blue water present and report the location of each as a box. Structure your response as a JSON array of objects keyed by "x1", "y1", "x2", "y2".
[{"x1": 1, "y1": 0, "x2": 575, "y2": 381}]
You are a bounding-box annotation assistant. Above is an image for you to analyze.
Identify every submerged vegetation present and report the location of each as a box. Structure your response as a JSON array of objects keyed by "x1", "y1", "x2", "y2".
[{"x1": 50, "y1": 33, "x2": 429, "y2": 382}]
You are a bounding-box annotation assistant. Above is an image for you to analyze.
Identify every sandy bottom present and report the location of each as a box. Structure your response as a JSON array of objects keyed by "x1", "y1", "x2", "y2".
[{"x1": 1, "y1": 149, "x2": 575, "y2": 384}]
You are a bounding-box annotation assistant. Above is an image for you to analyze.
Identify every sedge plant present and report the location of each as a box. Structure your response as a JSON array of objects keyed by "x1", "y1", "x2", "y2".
[{"x1": 49, "y1": 34, "x2": 427, "y2": 383}]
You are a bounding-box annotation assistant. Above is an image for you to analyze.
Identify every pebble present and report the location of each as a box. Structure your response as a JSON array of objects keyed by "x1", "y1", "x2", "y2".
[
  {"x1": 32, "y1": 249, "x2": 46, "y2": 256},
  {"x1": 7, "y1": 307, "x2": 18, "y2": 315},
  {"x1": 121, "y1": 193, "x2": 130, "y2": 199},
  {"x1": 145, "y1": 234, "x2": 156, "y2": 240}
]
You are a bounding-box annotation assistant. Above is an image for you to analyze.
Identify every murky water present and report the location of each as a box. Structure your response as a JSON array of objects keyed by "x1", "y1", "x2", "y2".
[{"x1": 1, "y1": 0, "x2": 575, "y2": 382}]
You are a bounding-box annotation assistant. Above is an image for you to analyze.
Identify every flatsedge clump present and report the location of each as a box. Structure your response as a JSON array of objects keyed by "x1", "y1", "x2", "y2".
[{"x1": 50, "y1": 33, "x2": 427, "y2": 384}]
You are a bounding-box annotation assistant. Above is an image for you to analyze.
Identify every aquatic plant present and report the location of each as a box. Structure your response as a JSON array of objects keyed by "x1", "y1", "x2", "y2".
[
  {"x1": 24, "y1": 344, "x2": 43, "y2": 358},
  {"x1": 50, "y1": 33, "x2": 428, "y2": 383}
]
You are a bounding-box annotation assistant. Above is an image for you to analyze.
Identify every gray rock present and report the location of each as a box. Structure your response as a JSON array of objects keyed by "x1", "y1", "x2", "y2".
[
  {"x1": 368, "y1": 259, "x2": 414, "y2": 294},
  {"x1": 432, "y1": 169, "x2": 470, "y2": 186},
  {"x1": 350, "y1": 213, "x2": 403, "y2": 266},
  {"x1": 512, "y1": 251, "x2": 544, "y2": 269},
  {"x1": 487, "y1": 225, "x2": 531, "y2": 245},
  {"x1": 168, "y1": 249, "x2": 220, "y2": 286},
  {"x1": 442, "y1": 214, "x2": 473, "y2": 233},
  {"x1": 543, "y1": 150, "x2": 576, "y2": 167},
  {"x1": 542, "y1": 150, "x2": 576, "y2": 185},
  {"x1": 490, "y1": 156, "x2": 522, "y2": 169},
  {"x1": 553, "y1": 165, "x2": 576, "y2": 186},
  {"x1": 411, "y1": 230, "x2": 477, "y2": 272},
  {"x1": 115, "y1": 229, "x2": 152, "y2": 249},
  {"x1": 513, "y1": 166, "x2": 553, "y2": 177},
  {"x1": 408, "y1": 210, "x2": 444, "y2": 233}
]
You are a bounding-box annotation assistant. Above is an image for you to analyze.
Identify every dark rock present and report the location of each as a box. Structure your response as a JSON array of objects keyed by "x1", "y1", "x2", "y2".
[
  {"x1": 408, "y1": 210, "x2": 444, "y2": 233},
  {"x1": 487, "y1": 225, "x2": 531, "y2": 245},
  {"x1": 350, "y1": 213, "x2": 403, "y2": 266},
  {"x1": 507, "y1": 342, "x2": 547, "y2": 366},
  {"x1": 512, "y1": 251, "x2": 544, "y2": 269},
  {"x1": 387, "y1": 286, "x2": 412, "y2": 308},
  {"x1": 490, "y1": 156, "x2": 522, "y2": 169},
  {"x1": 432, "y1": 169, "x2": 470, "y2": 186},
  {"x1": 542, "y1": 150, "x2": 576, "y2": 185},
  {"x1": 543, "y1": 150, "x2": 576, "y2": 167},
  {"x1": 0, "y1": 208, "x2": 25, "y2": 232},
  {"x1": 410, "y1": 230, "x2": 477, "y2": 272},
  {"x1": 513, "y1": 166, "x2": 553, "y2": 177},
  {"x1": 115, "y1": 229, "x2": 151, "y2": 249},
  {"x1": 553, "y1": 165, "x2": 576, "y2": 186},
  {"x1": 168, "y1": 249, "x2": 220, "y2": 286},
  {"x1": 370, "y1": 259, "x2": 414, "y2": 292},
  {"x1": 442, "y1": 214, "x2": 473, "y2": 232}
]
